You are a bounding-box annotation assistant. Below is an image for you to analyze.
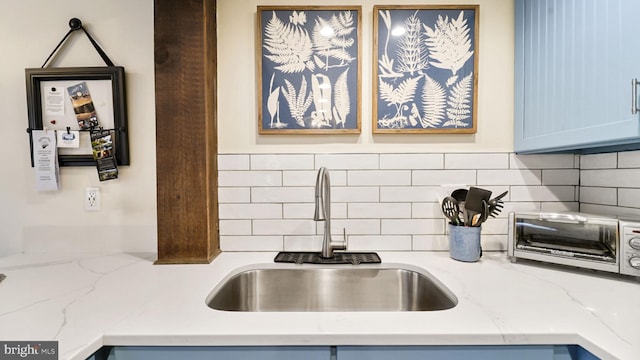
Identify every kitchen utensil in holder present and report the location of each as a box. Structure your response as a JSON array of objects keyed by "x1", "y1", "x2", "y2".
[
  {"x1": 441, "y1": 196, "x2": 462, "y2": 225},
  {"x1": 448, "y1": 224, "x2": 482, "y2": 262}
]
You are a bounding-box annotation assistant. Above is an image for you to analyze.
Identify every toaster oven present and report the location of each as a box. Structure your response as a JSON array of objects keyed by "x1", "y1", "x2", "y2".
[{"x1": 508, "y1": 211, "x2": 640, "y2": 276}]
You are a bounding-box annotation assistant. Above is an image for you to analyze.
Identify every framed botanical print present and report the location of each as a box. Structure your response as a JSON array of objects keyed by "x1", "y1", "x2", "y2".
[
  {"x1": 373, "y1": 5, "x2": 479, "y2": 134},
  {"x1": 257, "y1": 6, "x2": 361, "y2": 134}
]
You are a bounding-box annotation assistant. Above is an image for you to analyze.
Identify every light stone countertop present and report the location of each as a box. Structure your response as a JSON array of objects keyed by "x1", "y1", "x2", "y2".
[{"x1": 0, "y1": 251, "x2": 638, "y2": 360}]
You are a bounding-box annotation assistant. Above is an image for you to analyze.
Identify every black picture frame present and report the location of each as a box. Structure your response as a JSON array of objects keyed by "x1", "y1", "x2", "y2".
[{"x1": 25, "y1": 66, "x2": 129, "y2": 166}]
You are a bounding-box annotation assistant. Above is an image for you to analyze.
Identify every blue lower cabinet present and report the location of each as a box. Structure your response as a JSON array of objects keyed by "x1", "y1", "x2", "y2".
[
  {"x1": 336, "y1": 345, "x2": 574, "y2": 360},
  {"x1": 109, "y1": 346, "x2": 330, "y2": 360},
  {"x1": 93, "y1": 345, "x2": 598, "y2": 360}
]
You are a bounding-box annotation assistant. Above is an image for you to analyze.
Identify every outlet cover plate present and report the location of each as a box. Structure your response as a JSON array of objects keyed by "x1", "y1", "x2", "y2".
[{"x1": 85, "y1": 187, "x2": 101, "y2": 211}]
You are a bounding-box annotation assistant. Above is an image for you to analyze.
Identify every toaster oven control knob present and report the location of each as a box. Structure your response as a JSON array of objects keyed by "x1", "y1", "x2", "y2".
[
  {"x1": 630, "y1": 257, "x2": 640, "y2": 269},
  {"x1": 630, "y1": 237, "x2": 640, "y2": 250}
]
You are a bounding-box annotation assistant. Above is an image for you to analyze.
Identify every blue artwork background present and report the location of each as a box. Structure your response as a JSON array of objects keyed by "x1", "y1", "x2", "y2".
[
  {"x1": 259, "y1": 9, "x2": 360, "y2": 132},
  {"x1": 375, "y1": 8, "x2": 477, "y2": 131}
]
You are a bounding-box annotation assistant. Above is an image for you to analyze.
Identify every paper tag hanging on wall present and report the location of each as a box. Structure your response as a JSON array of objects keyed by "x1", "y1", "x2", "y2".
[
  {"x1": 56, "y1": 128, "x2": 80, "y2": 148},
  {"x1": 67, "y1": 81, "x2": 99, "y2": 130},
  {"x1": 44, "y1": 85, "x2": 65, "y2": 116},
  {"x1": 32, "y1": 130, "x2": 60, "y2": 191},
  {"x1": 90, "y1": 129, "x2": 118, "y2": 181}
]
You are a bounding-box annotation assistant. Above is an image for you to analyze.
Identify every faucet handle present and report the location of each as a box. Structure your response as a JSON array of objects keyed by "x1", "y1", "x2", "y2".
[{"x1": 333, "y1": 228, "x2": 348, "y2": 251}]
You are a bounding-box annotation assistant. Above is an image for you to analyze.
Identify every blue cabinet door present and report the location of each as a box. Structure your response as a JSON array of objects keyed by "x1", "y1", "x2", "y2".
[
  {"x1": 514, "y1": 0, "x2": 640, "y2": 153},
  {"x1": 336, "y1": 345, "x2": 576, "y2": 360},
  {"x1": 109, "y1": 346, "x2": 330, "y2": 360}
]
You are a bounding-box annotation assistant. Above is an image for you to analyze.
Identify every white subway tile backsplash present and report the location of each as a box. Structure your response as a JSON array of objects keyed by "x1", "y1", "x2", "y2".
[
  {"x1": 348, "y1": 203, "x2": 411, "y2": 219},
  {"x1": 480, "y1": 234, "x2": 508, "y2": 251},
  {"x1": 215, "y1": 152, "x2": 637, "y2": 253},
  {"x1": 379, "y1": 153, "x2": 442, "y2": 169},
  {"x1": 541, "y1": 169, "x2": 580, "y2": 185},
  {"x1": 380, "y1": 186, "x2": 436, "y2": 202},
  {"x1": 581, "y1": 203, "x2": 640, "y2": 217},
  {"x1": 541, "y1": 202, "x2": 579, "y2": 212},
  {"x1": 412, "y1": 170, "x2": 476, "y2": 185},
  {"x1": 477, "y1": 169, "x2": 541, "y2": 186},
  {"x1": 510, "y1": 154, "x2": 575, "y2": 169},
  {"x1": 412, "y1": 234, "x2": 449, "y2": 251},
  {"x1": 580, "y1": 187, "x2": 617, "y2": 206},
  {"x1": 348, "y1": 170, "x2": 411, "y2": 186},
  {"x1": 332, "y1": 186, "x2": 379, "y2": 202},
  {"x1": 382, "y1": 219, "x2": 444, "y2": 235},
  {"x1": 283, "y1": 203, "x2": 315, "y2": 219},
  {"x1": 250, "y1": 154, "x2": 314, "y2": 170},
  {"x1": 412, "y1": 203, "x2": 441, "y2": 218},
  {"x1": 445, "y1": 153, "x2": 509, "y2": 169},
  {"x1": 284, "y1": 235, "x2": 323, "y2": 252},
  {"x1": 316, "y1": 154, "x2": 379, "y2": 169},
  {"x1": 501, "y1": 202, "x2": 542, "y2": 214},
  {"x1": 281, "y1": 170, "x2": 346, "y2": 186},
  {"x1": 219, "y1": 204, "x2": 282, "y2": 220},
  {"x1": 281, "y1": 170, "x2": 349, "y2": 187},
  {"x1": 348, "y1": 235, "x2": 412, "y2": 251},
  {"x1": 253, "y1": 219, "x2": 316, "y2": 235},
  {"x1": 219, "y1": 220, "x2": 252, "y2": 235},
  {"x1": 581, "y1": 169, "x2": 640, "y2": 188},
  {"x1": 580, "y1": 153, "x2": 617, "y2": 169},
  {"x1": 282, "y1": 170, "x2": 317, "y2": 186},
  {"x1": 217, "y1": 187, "x2": 250, "y2": 203},
  {"x1": 480, "y1": 218, "x2": 509, "y2": 234},
  {"x1": 218, "y1": 171, "x2": 282, "y2": 187},
  {"x1": 330, "y1": 203, "x2": 349, "y2": 219},
  {"x1": 330, "y1": 219, "x2": 381, "y2": 235},
  {"x1": 618, "y1": 150, "x2": 640, "y2": 168},
  {"x1": 251, "y1": 187, "x2": 314, "y2": 203},
  {"x1": 619, "y1": 188, "x2": 640, "y2": 208},
  {"x1": 218, "y1": 154, "x2": 250, "y2": 170},
  {"x1": 510, "y1": 186, "x2": 576, "y2": 202},
  {"x1": 219, "y1": 236, "x2": 283, "y2": 251}
]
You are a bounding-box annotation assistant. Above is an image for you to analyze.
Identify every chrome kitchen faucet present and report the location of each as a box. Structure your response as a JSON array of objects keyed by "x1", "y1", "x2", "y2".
[{"x1": 314, "y1": 167, "x2": 347, "y2": 258}]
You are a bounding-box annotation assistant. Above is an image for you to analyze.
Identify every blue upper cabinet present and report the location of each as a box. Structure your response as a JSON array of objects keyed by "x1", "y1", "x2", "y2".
[{"x1": 515, "y1": 0, "x2": 640, "y2": 153}]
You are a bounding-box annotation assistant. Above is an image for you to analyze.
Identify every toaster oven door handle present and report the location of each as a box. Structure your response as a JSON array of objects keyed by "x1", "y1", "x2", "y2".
[{"x1": 539, "y1": 213, "x2": 588, "y2": 223}]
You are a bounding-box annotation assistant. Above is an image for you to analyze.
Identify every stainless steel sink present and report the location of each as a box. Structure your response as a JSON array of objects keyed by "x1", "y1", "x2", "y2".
[{"x1": 205, "y1": 263, "x2": 457, "y2": 312}]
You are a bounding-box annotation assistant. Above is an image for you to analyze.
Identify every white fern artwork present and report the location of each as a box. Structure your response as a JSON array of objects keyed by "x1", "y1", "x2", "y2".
[
  {"x1": 375, "y1": 7, "x2": 477, "y2": 131},
  {"x1": 260, "y1": 8, "x2": 359, "y2": 132}
]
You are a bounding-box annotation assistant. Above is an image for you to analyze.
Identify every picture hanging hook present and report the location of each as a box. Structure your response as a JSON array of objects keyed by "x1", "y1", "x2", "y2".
[
  {"x1": 41, "y1": 17, "x2": 114, "y2": 68},
  {"x1": 69, "y1": 18, "x2": 83, "y2": 31}
]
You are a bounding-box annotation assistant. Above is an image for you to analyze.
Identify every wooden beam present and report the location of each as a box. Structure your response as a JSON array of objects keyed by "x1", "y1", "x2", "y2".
[{"x1": 154, "y1": 0, "x2": 219, "y2": 264}]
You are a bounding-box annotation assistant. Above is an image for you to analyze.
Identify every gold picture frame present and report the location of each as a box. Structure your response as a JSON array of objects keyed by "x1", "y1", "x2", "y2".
[
  {"x1": 257, "y1": 6, "x2": 362, "y2": 134},
  {"x1": 373, "y1": 5, "x2": 479, "y2": 134}
]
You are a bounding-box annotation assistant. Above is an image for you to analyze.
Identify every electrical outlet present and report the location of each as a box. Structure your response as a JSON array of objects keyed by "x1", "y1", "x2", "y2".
[{"x1": 85, "y1": 187, "x2": 101, "y2": 211}]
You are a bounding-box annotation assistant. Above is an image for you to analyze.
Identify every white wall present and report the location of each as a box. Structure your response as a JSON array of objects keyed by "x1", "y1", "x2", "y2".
[
  {"x1": 0, "y1": 0, "x2": 515, "y2": 257},
  {"x1": 218, "y1": 0, "x2": 515, "y2": 154},
  {"x1": 0, "y1": 0, "x2": 156, "y2": 256}
]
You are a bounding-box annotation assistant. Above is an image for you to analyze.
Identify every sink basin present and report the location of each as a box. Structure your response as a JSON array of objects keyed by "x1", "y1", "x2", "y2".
[{"x1": 205, "y1": 263, "x2": 457, "y2": 312}]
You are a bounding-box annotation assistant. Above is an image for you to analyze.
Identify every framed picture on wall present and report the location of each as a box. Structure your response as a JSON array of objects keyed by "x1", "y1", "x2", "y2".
[
  {"x1": 373, "y1": 5, "x2": 479, "y2": 134},
  {"x1": 25, "y1": 66, "x2": 129, "y2": 166},
  {"x1": 257, "y1": 6, "x2": 362, "y2": 134}
]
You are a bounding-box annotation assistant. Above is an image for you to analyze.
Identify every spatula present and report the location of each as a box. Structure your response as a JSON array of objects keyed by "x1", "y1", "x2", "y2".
[{"x1": 464, "y1": 187, "x2": 492, "y2": 226}]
